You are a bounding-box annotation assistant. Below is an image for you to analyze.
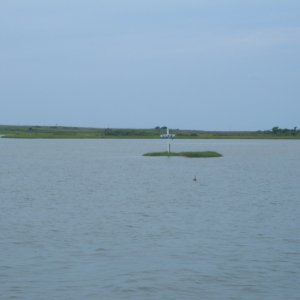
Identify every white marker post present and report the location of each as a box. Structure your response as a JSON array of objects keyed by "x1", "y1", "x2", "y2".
[{"x1": 160, "y1": 127, "x2": 175, "y2": 154}]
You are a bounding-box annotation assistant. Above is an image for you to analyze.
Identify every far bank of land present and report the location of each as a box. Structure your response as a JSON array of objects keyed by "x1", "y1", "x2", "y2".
[{"x1": 0, "y1": 125, "x2": 300, "y2": 139}]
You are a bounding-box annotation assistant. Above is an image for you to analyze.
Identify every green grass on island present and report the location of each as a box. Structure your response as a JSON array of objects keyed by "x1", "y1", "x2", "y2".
[{"x1": 143, "y1": 151, "x2": 222, "y2": 158}]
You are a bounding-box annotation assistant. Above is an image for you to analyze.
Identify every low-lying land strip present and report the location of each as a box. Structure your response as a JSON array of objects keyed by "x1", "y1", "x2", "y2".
[
  {"x1": 0, "y1": 125, "x2": 299, "y2": 139},
  {"x1": 143, "y1": 151, "x2": 222, "y2": 158}
]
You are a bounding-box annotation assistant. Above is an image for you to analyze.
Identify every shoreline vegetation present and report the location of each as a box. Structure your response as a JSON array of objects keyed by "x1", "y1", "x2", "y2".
[
  {"x1": 143, "y1": 151, "x2": 222, "y2": 158},
  {"x1": 0, "y1": 125, "x2": 300, "y2": 139}
]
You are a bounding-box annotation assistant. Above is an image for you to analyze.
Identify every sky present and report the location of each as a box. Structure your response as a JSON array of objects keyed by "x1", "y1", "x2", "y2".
[{"x1": 0, "y1": 0, "x2": 299, "y2": 130}]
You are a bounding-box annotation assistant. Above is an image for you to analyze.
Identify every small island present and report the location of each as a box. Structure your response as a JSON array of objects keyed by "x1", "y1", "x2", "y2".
[{"x1": 143, "y1": 151, "x2": 222, "y2": 158}]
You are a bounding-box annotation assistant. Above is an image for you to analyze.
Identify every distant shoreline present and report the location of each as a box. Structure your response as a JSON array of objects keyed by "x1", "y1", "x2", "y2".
[{"x1": 0, "y1": 125, "x2": 299, "y2": 139}]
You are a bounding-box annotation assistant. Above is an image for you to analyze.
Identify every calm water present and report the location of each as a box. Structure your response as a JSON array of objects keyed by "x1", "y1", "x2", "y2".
[{"x1": 1, "y1": 139, "x2": 300, "y2": 300}]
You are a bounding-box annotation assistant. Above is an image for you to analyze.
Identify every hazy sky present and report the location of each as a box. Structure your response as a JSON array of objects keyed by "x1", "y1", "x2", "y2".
[{"x1": 1, "y1": 0, "x2": 299, "y2": 130}]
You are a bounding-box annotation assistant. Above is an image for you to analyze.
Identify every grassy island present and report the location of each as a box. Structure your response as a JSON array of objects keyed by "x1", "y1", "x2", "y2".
[{"x1": 143, "y1": 151, "x2": 222, "y2": 158}]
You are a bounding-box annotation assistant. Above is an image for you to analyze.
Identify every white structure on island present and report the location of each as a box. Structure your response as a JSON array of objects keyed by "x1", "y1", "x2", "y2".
[
  {"x1": 160, "y1": 128, "x2": 175, "y2": 153},
  {"x1": 160, "y1": 128, "x2": 175, "y2": 139}
]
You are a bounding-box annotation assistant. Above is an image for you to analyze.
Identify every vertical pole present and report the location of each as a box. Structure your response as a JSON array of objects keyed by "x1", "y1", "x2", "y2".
[{"x1": 168, "y1": 142, "x2": 171, "y2": 153}]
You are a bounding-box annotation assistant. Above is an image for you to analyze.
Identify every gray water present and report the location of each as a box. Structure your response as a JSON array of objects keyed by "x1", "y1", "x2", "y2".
[{"x1": 1, "y1": 139, "x2": 300, "y2": 300}]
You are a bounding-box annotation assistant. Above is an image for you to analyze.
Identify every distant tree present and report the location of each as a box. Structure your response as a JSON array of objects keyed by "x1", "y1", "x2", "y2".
[
  {"x1": 104, "y1": 128, "x2": 112, "y2": 136},
  {"x1": 292, "y1": 126, "x2": 298, "y2": 136},
  {"x1": 282, "y1": 128, "x2": 289, "y2": 135},
  {"x1": 272, "y1": 126, "x2": 279, "y2": 135}
]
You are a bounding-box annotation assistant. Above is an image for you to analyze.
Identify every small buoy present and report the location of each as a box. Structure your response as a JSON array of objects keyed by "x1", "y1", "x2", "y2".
[{"x1": 193, "y1": 176, "x2": 197, "y2": 182}]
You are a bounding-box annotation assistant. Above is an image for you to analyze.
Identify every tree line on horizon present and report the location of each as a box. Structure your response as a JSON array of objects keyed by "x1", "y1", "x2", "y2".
[
  {"x1": 259, "y1": 126, "x2": 299, "y2": 136},
  {"x1": 1, "y1": 125, "x2": 300, "y2": 138}
]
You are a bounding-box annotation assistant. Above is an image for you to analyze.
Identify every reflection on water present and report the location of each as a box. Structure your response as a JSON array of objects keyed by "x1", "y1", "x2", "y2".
[{"x1": 1, "y1": 139, "x2": 300, "y2": 299}]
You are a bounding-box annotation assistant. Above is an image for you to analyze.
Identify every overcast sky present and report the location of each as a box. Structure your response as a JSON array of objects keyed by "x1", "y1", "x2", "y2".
[{"x1": 1, "y1": 0, "x2": 299, "y2": 130}]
